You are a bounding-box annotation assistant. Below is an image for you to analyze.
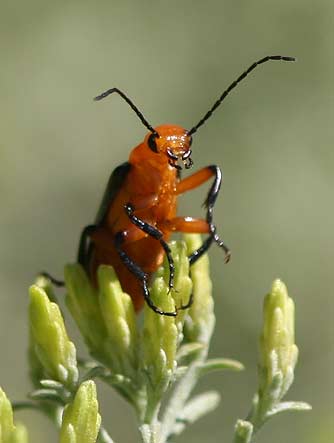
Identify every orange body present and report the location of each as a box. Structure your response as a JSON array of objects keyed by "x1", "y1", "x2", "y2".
[{"x1": 89, "y1": 124, "x2": 211, "y2": 310}]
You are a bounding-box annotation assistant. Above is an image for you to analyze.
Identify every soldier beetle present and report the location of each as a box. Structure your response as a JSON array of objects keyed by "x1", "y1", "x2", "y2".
[{"x1": 44, "y1": 55, "x2": 295, "y2": 316}]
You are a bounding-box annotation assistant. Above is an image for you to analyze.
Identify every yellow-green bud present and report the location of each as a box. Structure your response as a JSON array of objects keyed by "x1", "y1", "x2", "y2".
[
  {"x1": 7, "y1": 424, "x2": 28, "y2": 443},
  {"x1": 28, "y1": 335, "x2": 45, "y2": 388},
  {"x1": 60, "y1": 381, "x2": 101, "y2": 443},
  {"x1": 233, "y1": 419, "x2": 253, "y2": 443},
  {"x1": 163, "y1": 241, "x2": 192, "y2": 334},
  {"x1": 142, "y1": 275, "x2": 178, "y2": 423},
  {"x1": 259, "y1": 279, "x2": 298, "y2": 398},
  {"x1": 0, "y1": 387, "x2": 15, "y2": 442},
  {"x1": 0, "y1": 387, "x2": 28, "y2": 443},
  {"x1": 65, "y1": 264, "x2": 108, "y2": 355},
  {"x1": 143, "y1": 276, "x2": 178, "y2": 381},
  {"x1": 244, "y1": 279, "x2": 310, "y2": 432},
  {"x1": 29, "y1": 285, "x2": 78, "y2": 389},
  {"x1": 65, "y1": 263, "x2": 139, "y2": 375},
  {"x1": 34, "y1": 274, "x2": 58, "y2": 303},
  {"x1": 183, "y1": 234, "x2": 215, "y2": 346},
  {"x1": 97, "y1": 265, "x2": 138, "y2": 375}
]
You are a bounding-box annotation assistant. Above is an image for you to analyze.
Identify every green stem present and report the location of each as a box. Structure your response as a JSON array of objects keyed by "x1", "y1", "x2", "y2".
[
  {"x1": 12, "y1": 401, "x2": 41, "y2": 411},
  {"x1": 142, "y1": 385, "x2": 161, "y2": 425}
]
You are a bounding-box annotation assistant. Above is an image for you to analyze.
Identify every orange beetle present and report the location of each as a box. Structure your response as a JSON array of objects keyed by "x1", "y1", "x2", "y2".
[
  {"x1": 81, "y1": 123, "x2": 227, "y2": 315},
  {"x1": 45, "y1": 56, "x2": 295, "y2": 316}
]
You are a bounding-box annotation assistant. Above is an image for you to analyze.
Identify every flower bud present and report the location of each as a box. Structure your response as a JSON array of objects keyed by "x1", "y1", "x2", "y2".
[
  {"x1": 233, "y1": 419, "x2": 253, "y2": 443},
  {"x1": 65, "y1": 264, "x2": 139, "y2": 375},
  {"x1": 259, "y1": 279, "x2": 299, "y2": 399},
  {"x1": 0, "y1": 387, "x2": 28, "y2": 443},
  {"x1": 65, "y1": 264, "x2": 108, "y2": 357},
  {"x1": 143, "y1": 275, "x2": 178, "y2": 383},
  {"x1": 7, "y1": 424, "x2": 28, "y2": 443},
  {"x1": 60, "y1": 381, "x2": 101, "y2": 443},
  {"x1": 159, "y1": 241, "x2": 192, "y2": 310},
  {"x1": 29, "y1": 285, "x2": 78, "y2": 389},
  {"x1": 0, "y1": 387, "x2": 15, "y2": 442},
  {"x1": 183, "y1": 234, "x2": 215, "y2": 346},
  {"x1": 141, "y1": 273, "x2": 178, "y2": 423},
  {"x1": 97, "y1": 265, "x2": 138, "y2": 375}
]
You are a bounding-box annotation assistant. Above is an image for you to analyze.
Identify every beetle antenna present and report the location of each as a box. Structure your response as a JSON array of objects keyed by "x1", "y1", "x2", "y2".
[
  {"x1": 188, "y1": 55, "x2": 296, "y2": 136},
  {"x1": 94, "y1": 87, "x2": 156, "y2": 134}
]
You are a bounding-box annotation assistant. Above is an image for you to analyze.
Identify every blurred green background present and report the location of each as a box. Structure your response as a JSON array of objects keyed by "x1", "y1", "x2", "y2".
[{"x1": 1, "y1": 0, "x2": 333, "y2": 442}]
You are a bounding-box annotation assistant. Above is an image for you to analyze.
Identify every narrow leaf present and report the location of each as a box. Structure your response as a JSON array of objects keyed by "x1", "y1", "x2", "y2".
[
  {"x1": 98, "y1": 427, "x2": 115, "y2": 443},
  {"x1": 40, "y1": 379, "x2": 64, "y2": 390},
  {"x1": 267, "y1": 401, "x2": 312, "y2": 418},
  {"x1": 199, "y1": 358, "x2": 244, "y2": 376},
  {"x1": 29, "y1": 389, "x2": 63, "y2": 403},
  {"x1": 176, "y1": 343, "x2": 204, "y2": 361}
]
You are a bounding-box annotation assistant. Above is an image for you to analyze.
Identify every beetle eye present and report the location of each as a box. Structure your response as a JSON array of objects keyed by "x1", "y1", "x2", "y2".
[{"x1": 148, "y1": 132, "x2": 159, "y2": 153}]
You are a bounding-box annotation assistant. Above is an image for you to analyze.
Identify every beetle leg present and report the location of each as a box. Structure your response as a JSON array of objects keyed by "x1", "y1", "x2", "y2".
[
  {"x1": 176, "y1": 165, "x2": 231, "y2": 264},
  {"x1": 176, "y1": 165, "x2": 217, "y2": 195},
  {"x1": 178, "y1": 291, "x2": 194, "y2": 311},
  {"x1": 114, "y1": 231, "x2": 177, "y2": 317},
  {"x1": 124, "y1": 203, "x2": 175, "y2": 292},
  {"x1": 160, "y1": 216, "x2": 212, "y2": 264},
  {"x1": 38, "y1": 272, "x2": 65, "y2": 287},
  {"x1": 162, "y1": 217, "x2": 210, "y2": 233}
]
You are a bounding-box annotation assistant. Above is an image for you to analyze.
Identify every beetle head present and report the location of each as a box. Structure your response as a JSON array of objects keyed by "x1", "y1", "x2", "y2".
[{"x1": 145, "y1": 125, "x2": 193, "y2": 170}]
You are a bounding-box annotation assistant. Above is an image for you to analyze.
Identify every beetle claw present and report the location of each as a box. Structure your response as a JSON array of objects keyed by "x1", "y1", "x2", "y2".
[
  {"x1": 124, "y1": 202, "x2": 134, "y2": 214},
  {"x1": 177, "y1": 292, "x2": 194, "y2": 311},
  {"x1": 224, "y1": 250, "x2": 232, "y2": 264}
]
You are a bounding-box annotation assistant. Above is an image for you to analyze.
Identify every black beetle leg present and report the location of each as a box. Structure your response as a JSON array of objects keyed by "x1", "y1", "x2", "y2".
[
  {"x1": 177, "y1": 291, "x2": 194, "y2": 311},
  {"x1": 189, "y1": 165, "x2": 231, "y2": 265},
  {"x1": 124, "y1": 203, "x2": 175, "y2": 292},
  {"x1": 114, "y1": 231, "x2": 177, "y2": 317},
  {"x1": 38, "y1": 272, "x2": 65, "y2": 287}
]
